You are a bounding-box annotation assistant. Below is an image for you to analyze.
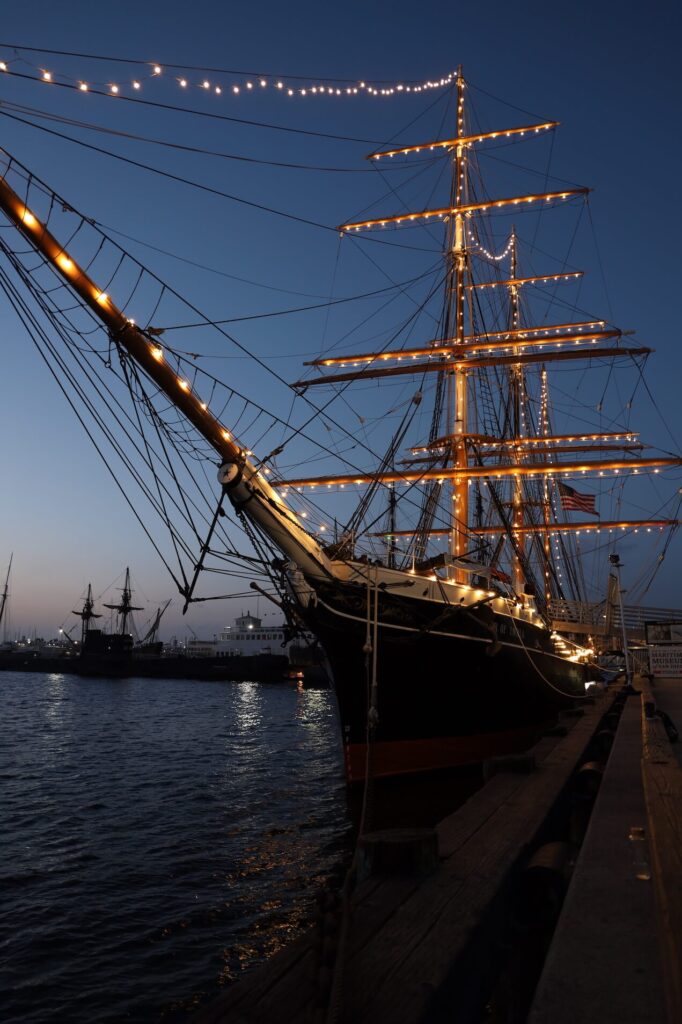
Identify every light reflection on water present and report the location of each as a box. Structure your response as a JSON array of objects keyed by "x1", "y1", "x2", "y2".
[
  {"x1": 0, "y1": 672, "x2": 349, "y2": 1024},
  {"x1": 233, "y1": 680, "x2": 263, "y2": 731}
]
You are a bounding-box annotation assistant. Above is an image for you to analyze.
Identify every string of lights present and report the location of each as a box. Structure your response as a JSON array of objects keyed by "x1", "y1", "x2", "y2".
[
  {"x1": 467, "y1": 225, "x2": 515, "y2": 262},
  {"x1": 0, "y1": 51, "x2": 456, "y2": 102}
]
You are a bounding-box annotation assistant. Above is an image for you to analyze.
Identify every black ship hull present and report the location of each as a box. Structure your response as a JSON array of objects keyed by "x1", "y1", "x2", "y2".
[{"x1": 299, "y1": 577, "x2": 589, "y2": 782}]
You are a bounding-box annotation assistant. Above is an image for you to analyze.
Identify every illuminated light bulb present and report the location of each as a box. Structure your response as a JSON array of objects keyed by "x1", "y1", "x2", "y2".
[
  {"x1": 301, "y1": 512, "x2": 307, "y2": 518},
  {"x1": 232, "y1": 85, "x2": 239, "y2": 94},
  {"x1": 21, "y1": 209, "x2": 37, "y2": 228},
  {"x1": 133, "y1": 80, "x2": 141, "y2": 90},
  {"x1": 151, "y1": 346, "x2": 164, "y2": 362},
  {"x1": 276, "y1": 81, "x2": 283, "y2": 89},
  {"x1": 79, "y1": 82, "x2": 88, "y2": 91},
  {"x1": 203, "y1": 80, "x2": 210, "y2": 89},
  {"x1": 178, "y1": 379, "x2": 190, "y2": 391},
  {"x1": 215, "y1": 86, "x2": 222, "y2": 94},
  {"x1": 221, "y1": 429, "x2": 231, "y2": 440},
  {"x1": 127, "y1": 318, "x2": 135, "y2": 325},
  {"x1": 260, "y1": 78, "x2": 267, "y2": 86},
  {"x1": 287, "y1": 88, "x2": 294, "y2": 96},
  {"x1": 153, "y1": 65, "x2": 162, "y2": 75},
  {"x1": 200, "y1": 402, "x2": 207, "y2": 411},
  {"x1": 246, "y1": 81, "x2": 253, "y2": 89},
  {"x1": 0, "y1": 62, "x2": 6, "y2": 71},
  {"x1": 179, "y1": 78, "x2": 187, "y2": 88},
  {"x1": 57, "y1": 254, "x2": 74, "y2": 272},
  {"x1": 96, "y1": 291, "x2": 109, "y2": 305},
  {"x1": 110, "y1": 84, "x2": 119, "y2": 94},
  {"x1": 42, "y1": 71, "x2": 52, "y2": 81}
]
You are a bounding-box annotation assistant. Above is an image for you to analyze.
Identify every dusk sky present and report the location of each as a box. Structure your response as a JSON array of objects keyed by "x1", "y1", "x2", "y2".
[{"x1": 1, "y1": 0, "x2": 681, "y2": 641}]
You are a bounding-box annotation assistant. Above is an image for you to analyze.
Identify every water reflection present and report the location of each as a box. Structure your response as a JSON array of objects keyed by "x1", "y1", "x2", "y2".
[
  {"x1": 233, "y1": 681, "x2": 263, "y2": 732},
  {"x1": 1, "y1": 672, "x2": 350, "y2": 1024},
  {"x1": 44, "y1": 673, "x2": 68, "y2": 724}
]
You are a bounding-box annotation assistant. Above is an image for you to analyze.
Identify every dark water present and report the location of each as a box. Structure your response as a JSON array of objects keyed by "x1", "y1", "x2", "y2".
[{"x1": 0, "y1": 672, "x2": 350, "y2": 1023}]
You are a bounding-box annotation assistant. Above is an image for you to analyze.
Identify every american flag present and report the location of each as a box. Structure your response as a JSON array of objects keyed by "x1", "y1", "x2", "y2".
[{"x1": 558, "y1": 481, "x2": 597, "y2": 515}]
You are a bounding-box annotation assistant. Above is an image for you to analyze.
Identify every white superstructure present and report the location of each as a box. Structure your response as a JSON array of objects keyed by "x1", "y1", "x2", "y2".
[{"x1": 216, "y1": 613, "x2": 290, "y2": 657}]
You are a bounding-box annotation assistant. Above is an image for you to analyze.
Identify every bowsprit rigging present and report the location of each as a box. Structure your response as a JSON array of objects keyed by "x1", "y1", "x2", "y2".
[{"x1": 1, "y1": 68, "x2": 681, "y2": 782}]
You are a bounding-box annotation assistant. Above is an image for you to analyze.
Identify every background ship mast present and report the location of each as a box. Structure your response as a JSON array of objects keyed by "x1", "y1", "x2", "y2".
[
  {"x1": 0, "y1": 553, "x2": 12, "y2": 639},
  {"x1": 72, "y1": 583, "x2": 101, "y2": 644},
  {"x1": 103, "y1": 568, "x2": 143, "y2": 636}
]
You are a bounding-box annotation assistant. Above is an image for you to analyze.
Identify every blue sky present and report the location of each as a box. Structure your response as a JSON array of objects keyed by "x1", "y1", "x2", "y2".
[{"x1": 0, "y1": 0, "x2": 680, "y2": 639}]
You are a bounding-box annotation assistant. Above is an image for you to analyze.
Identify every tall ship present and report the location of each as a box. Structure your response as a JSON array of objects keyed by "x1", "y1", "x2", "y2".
[{"x1": 0, "y1": 69, "x2": 679, "y2": 781}]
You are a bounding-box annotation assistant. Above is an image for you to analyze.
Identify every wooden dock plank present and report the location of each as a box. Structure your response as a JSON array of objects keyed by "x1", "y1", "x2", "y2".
[
  {"x1": 192, "y1": 696, "x2": 607, "y2": 1024},
  {"x1": 527, "y1": 697, "x2": 666, "y2": 1024},
  {"x1": 640, "y1": 676, "x2": 682, "y2": 1024},
  {"x1": 436, "y1": 730, "x2": 569, "y2": 859},
  {"x1": 340, "y1": 698, "x2": 607, "y2": 1023}
]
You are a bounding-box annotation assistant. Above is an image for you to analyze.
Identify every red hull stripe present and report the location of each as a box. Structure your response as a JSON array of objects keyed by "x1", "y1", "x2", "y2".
[{"x1": 345, "y1": 725, "x2": 551, "y2": 782}]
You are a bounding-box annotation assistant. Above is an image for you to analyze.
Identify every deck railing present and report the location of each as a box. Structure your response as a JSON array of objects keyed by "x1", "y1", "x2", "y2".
[{"x1": 548, "y1": 599, "x2": 682, "y2": 637}]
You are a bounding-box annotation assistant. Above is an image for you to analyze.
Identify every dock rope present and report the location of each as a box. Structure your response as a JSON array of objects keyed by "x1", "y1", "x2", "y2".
[{"x1": 323, "y1": 566, "x2": 381, "y2": 1024}]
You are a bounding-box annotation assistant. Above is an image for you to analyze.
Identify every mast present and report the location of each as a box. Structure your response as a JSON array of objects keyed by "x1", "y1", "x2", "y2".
[
  {"x1": 72, "y1": 582, "x2": 101, "y2": 644},
  {"x1": 0, "y1": 553, "x2": 12, "y2": 639},
  {"x1": 386, "y1": 483, "x2": 397, "y2": 569},
  {"x1": 449, "y1": 67, "x2": 469, "y2": 583},
  {"x1": 103, "y1": 568, "x2": 143, "y2": 636},
  {"x1": 137, "y1": 599, "x2": 171, "y2": 646},
  {"x1": 508, "y1": 229, "x2": 527, "y2": 598}
]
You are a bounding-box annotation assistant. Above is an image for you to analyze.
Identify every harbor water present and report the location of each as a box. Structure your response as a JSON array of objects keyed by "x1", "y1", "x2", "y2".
[{"x1": 0, "y1": 671, "x2": 350, "y2": 1023}]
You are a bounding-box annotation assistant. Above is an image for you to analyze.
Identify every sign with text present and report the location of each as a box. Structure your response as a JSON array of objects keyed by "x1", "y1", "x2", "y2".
[
  {"x1": 645, "y1": 621, "x2": 682, "y2": 645},
  {"x1": 649, "y1": 645, "x2": 682, "y2": 678}
]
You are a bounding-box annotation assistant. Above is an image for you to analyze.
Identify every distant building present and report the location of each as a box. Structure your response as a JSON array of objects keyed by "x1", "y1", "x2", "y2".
[
  {"x1": 181, "y1": 613, "x2": 291, "y2": 659},
  {"x1": 185, "y1": 638, "x2": 219, "y2": 658},
  {"x1": 217, "y1": 613, "x2": 290, "y2": 657}
]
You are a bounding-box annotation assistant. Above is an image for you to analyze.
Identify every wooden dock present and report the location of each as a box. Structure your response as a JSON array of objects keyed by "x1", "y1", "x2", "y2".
[{"x1": 192, "y1": 677, "x2": 682, "y2": 1024}]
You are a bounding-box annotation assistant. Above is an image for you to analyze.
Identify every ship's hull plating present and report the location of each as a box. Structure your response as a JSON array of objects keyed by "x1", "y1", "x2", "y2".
[{"x1": 298, "y1": 576, "x2": 588, "y2": 781}]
